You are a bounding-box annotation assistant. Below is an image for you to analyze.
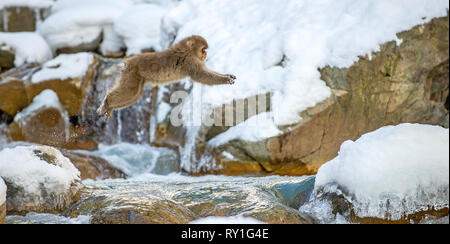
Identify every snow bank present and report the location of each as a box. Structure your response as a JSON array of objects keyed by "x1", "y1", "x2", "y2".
[
  {"x1": 190, "y1": 215, "x2": 265, "y2": 224},
  {"x1": 0, "y1": 177, "x2": 6, "y2": 206},
  {"x1": 113, "y1": 4, "x2": 169, "y2": 55},
  {"x1": 313, "y1": 123, "x2": 449, "y2": 220},
  {"x1": 0, "y1": 0, "x2": 53, "y2": 9},
  {"x1": 163, "y1": 0, "x2": 449, "y2": 140},
  {"x1": 0, "y1": 32, "x2": 52, "y2": 67},
  {"x1": 0, "y1": 145, "x2": 81, "y2": 196},
  {"x1": 31, "y1": 52, "x2": 94, "y2": 83}
]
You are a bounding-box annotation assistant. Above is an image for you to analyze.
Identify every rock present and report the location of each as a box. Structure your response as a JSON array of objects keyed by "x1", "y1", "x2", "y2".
[
  {"x1": 65, "y1": 176, "x2": 315, "y2": 224},
  {"x1": 273, "y1": 176, "x2": 315, "y2": 209},
  {"x1": 0, "y1": 77, "x2": 29, "y2": 117},
  {"x1": 56, "y1": 32, "x2": 103, "y2": 55},
  {"x1": 60, "y1": 149, "x2": 127, "y2": 180},
  {"x1": 0, "y1": 177, "x2": 6, "y2": 224},
  {"x1": 0, "y1": 145, "x2": 83, "y2": 215},
  {"x1": 0, "y1": 46, "x2": 15, "y2": 72},
  {"x1": 0, "y1": 6, "x2": 51, "y2": 32},
  {"x1": 200, "y1": 16, "x2": 449, "y2": 176}
]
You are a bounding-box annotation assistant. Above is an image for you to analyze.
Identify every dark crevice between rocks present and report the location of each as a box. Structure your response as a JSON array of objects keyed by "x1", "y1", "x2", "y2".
[{"x1": 0, "y1": 110, "x2": 13, "y2": 125}]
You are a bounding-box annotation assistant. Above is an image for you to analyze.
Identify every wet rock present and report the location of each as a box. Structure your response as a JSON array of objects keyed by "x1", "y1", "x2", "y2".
[
  {"x1": 60, "y1": 149, "x2": 127, "y2": 180},
  {"x1": 200, "y1": 16, "x2": 449, "y2": 176},
  {"x1": 65, "y1": 176, "x2": 315, "y2": 224},
  {"x1": 0, "y1": 145, "x2": 83, "y2": 215},
  {"x1": 273, "y1": 176, "x2": 315, "y2": 209}
]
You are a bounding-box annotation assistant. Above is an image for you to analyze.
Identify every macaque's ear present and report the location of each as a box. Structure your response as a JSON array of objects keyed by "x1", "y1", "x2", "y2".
[{"x1": 186, "y1": 39, "x2": 195, "y2": 47}]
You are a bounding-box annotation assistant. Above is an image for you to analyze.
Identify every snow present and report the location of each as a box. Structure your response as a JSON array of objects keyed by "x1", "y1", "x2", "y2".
[
  {"x1": 113, "y1": 4, "x2": 169, "y2": 55},
  {"x1": 0, "y1": 32, "x2": 52, "y2": 67},
  {"x1": 190, "y1": 215, "x2": 265, "y2": 224},
  {"x1": 0, "y1": 0, "x2": 54, "y2": 9},
  {"x1": 312, "y1": 123, "x2": 449, "y2": 220},
  {"x1": 0, "y1": 177, "x2": 6, "y2": 206},
  {"x1": 162, "y1": 0, "x2": 449, "y2": 143},
  {"x1": 0, "y1": 145, "x2": 81, "y2": 196},
  {"x1": 31, "y1": 52, "x2": 94, "y2": 83}
]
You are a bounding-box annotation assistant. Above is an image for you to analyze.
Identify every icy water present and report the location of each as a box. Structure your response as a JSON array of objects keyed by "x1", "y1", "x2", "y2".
[
  {"x1": 4, "y1": 142, "x2": 448, "y2": 224},
  {"x1": 4, "y1": 142, "x2": 316, "y2": 224}
]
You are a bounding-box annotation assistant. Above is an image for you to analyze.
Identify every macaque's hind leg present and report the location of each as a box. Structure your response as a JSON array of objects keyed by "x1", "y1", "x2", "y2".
[{"x1": 97, "y1": 71, "x2": 145, "y2": 122}]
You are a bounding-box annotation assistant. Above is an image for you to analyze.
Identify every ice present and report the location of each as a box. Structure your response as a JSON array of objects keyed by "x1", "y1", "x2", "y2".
[
  {"x1": 190, "y1": 215, "x2": 265, "y2": 224},
  {"x1": 311, "y1": 123, "x2": 449, "y2": 220},
  {"x1": 31, "y1": 52, "x2": 94, "y2": 83},
  {"x1": 0, "y1": 145, "x2": 81, "y2": 196},
  {"x1": 0, "y1": 32, "x2": 52, "y2": 67}
]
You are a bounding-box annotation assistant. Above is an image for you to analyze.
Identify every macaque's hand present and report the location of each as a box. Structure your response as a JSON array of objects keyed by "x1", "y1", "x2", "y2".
[{"x1": 226, "y1": 74, "x2": 236, "y2": 84}]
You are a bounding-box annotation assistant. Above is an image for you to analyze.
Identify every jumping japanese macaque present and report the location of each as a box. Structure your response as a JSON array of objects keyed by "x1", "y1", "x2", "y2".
[{"x1": 97, "y1": 35, "x2": 236, "y2": 122}]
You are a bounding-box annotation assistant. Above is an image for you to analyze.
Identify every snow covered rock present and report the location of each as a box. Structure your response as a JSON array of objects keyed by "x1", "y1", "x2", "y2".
[
  {"x1": 37, "y1": 0, "x2": 171, "y2": 56},
  {"x1": 0, "y1": 145, "x2": 83, "y2": 215},
  {"x1": 0, "y1": 177, "x2": 6, "y2": 224},
  {"x1": 27, "y1": 52, "x2": 98, "y2": 116},
  {"x1": 196, "y1": 15, "x2": 449, "y2": 176},
  {"x1": 7, "y1": 89, "x2": 71, "y2": 148},
  {"x1": 0, "y1": 32, "x2": 52, "y2": 68},
  {"x1": 301, "y1": 123, "x2": 449, "y2": 223}
]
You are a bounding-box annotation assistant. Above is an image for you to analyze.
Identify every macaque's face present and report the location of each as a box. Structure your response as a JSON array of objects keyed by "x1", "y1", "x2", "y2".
[{"x1": 201, "y1": 47, "x2": 207, "y2": 61}]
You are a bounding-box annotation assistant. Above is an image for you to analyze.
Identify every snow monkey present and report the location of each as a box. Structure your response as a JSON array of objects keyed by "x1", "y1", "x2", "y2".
[{"x1": 97, "y1": 35, "x2": 236, "y2": 122}]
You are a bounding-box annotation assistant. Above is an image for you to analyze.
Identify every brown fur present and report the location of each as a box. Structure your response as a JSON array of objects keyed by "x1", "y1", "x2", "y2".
[{"x1": 97, "y1": 35, "x2": 235, "y2": 122}]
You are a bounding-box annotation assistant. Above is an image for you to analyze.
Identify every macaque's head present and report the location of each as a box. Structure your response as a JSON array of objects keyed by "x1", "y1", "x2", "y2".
[{"x1": 185, "y1": 35, "x2": 208, "y2": 62}]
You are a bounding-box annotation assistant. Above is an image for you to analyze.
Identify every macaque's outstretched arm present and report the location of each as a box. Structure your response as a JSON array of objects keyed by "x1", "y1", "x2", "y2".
[{"x1": 189, "y1": 65, "x2": 236, "y2": 86}]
